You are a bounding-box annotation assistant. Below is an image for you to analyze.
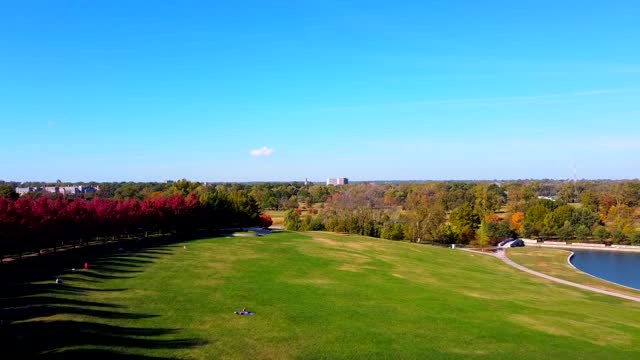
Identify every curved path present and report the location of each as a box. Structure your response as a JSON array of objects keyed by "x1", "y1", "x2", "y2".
[{"x1": 467, "y1": 248, "x2": 640, "y2": 302}]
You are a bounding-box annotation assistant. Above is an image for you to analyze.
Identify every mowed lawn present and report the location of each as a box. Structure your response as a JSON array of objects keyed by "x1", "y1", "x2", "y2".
[
  {"x1": 506, "y1": 247, "x2": 640, "y2": 298},
  {"x1": 5, "y1": 232, "x2": 640, "y2": 359}
]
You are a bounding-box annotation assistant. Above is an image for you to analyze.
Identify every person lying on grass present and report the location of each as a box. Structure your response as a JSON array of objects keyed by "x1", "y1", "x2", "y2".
[{"x1": 235, "y1": 307, "x2": 254, "y2": 315}]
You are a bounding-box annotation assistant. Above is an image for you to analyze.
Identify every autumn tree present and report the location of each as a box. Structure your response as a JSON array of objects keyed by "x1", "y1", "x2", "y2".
[
  {"x1": 510, "y1": 212, "x2": 525, "y2": 234},
  {"x1": 557, "y1": 182, "x2": 579, "y2": 203},
  {"x1": 505, "y1": 182, "x2": 536, "y2": 213},
  {"x1": 259, "y1": 215, "x2": 273, "y2": 228},
  {"x1": 605, "y1": 205, "x2": 635, "y2": 243}
]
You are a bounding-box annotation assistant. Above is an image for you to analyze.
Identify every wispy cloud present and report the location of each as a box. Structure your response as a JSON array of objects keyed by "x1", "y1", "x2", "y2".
[
  {"x1": 47, "y1": 120, "x2": 57, "y2": 127},
  {"x1": 250, "y1": 146, "x2": 274, "y2": 157},
  {"x1": 322, "y1": 89, "x2": 631, "y2": 112}
]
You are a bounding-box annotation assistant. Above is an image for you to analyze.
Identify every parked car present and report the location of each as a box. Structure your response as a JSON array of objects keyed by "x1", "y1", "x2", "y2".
[{"x1": 510, "y1": 239, "x2": 525, "y2": 247}]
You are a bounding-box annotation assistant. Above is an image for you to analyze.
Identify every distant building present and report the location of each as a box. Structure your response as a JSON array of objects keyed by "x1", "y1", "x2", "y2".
[
  {"x1": 61, "y1": 186, "x2": 79, "y2": 196},
  {"x1": 15, "y1": 185, "x2": 99, "y2": 197},
  {"x1": 326, "y1": 178, "x2": 349, "y2": 186},
  {"x1": 44, "y1": 186, "x2": 60, "y2": 194},
  {"x1": 15, "y1": 187, "x2": 40, "y2": 196}
]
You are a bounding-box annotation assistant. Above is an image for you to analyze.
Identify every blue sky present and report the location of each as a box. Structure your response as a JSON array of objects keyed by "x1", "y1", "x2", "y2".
[{"x1": 1, "y1": 1, "x2": 639, "y2": 182}]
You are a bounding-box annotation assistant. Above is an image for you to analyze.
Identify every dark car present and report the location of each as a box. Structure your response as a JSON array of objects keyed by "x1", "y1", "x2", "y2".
[{"x1": 510, "y1": 239, "x2": 525, "y2": 247}]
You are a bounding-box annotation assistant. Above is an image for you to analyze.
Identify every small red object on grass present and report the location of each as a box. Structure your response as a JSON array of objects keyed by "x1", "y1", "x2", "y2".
[{"x1": 84, "y1": 262, "x2": 89, "y2": 270}]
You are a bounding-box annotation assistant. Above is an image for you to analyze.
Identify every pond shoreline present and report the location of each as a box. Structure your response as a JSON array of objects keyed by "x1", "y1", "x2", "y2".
[
  {"x1": 566, "y1": 249, "x2": 640, "y2": 291},
  {"x1": 566, "y1": 251, "x2": 640, "y2": 291}
]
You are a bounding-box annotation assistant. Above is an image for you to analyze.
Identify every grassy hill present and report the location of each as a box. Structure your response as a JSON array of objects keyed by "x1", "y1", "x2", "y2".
[{"x1": 4, "y1": 231, "x2": 640, "y2": 359}]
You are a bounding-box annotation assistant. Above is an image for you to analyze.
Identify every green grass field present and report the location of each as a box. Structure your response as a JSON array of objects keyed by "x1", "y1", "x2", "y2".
[
  {"x1": 5, "y1": 231, "x2": 640, "y2": 359},
  {"x1": 506, "y1": 247, "x2": 640, "y2": 298}
]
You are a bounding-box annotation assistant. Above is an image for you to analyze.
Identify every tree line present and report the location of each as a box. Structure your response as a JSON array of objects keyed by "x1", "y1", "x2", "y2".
[
  {"x1": 0, "y1": 180, "x2": 337, "y2": 210},
  {"x1": 283, "y1": 180, "x2": 640, "y2": 246},
  {"x1": 2, "y1": 178, "x2": 639, "y2": 251},
  {"x1": 0, "y1": 185, "x2": 264, "y2": 260}
]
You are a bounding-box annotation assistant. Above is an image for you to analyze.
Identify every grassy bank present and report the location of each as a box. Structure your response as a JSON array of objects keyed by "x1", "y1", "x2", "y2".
[
  {"x1": 506, "y1": 247, "x2": 640, "y2": 298},
  {"x1": 3, "y1": 231, "x2": 640, "y2": 359}
]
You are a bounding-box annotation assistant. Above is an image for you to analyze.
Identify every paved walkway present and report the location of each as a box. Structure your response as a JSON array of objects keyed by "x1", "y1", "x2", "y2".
[{"x1": 465, "y1": 248, "x2": 640, "y2": 303}]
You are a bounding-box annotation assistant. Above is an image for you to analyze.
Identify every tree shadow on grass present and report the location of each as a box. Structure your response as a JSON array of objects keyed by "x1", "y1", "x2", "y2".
[
  {"x1": 96, "y1": 257, "x2": 155, "y2": 265},
  {"x1": 119, "y1": 253, "x2": 162, "y2": 260},
  {"x1": 42, "y1": 349, "x2": 179, "y2": 360},
  {"x1": 4, "y1": 305, "x2": 160, "y2": 322},
  {"x1": 4, "y1": 320, "x2": 205, "y2": 357},
  {"x1": 92, "y1": 260, "x2": 149, "y2": 268},
  {"x1": 0, "y1": 296, "x2": 123, "y2": 309},
  {"x1": 63, "y1": 270, "x2": 135, "y2": 280},
  {"x1": 0, "y1": 242, "x2": 206, "y2": 359}
]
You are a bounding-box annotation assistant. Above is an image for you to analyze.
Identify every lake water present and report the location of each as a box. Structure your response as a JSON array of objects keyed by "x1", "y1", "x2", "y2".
[{"x1": 570, "y1": 249, "x2": 640, "y2": 290}]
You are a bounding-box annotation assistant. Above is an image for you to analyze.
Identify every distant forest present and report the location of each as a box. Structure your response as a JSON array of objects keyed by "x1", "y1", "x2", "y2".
[{"x1": 1, "y1": 179, "x2": 640, "y2": 259}]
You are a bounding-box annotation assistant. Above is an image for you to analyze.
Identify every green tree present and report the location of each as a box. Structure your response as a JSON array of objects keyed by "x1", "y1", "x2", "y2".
[
  {"x1": 593, "y1": 225, "x2": 609, "y2": 242},
  {"x1": 284, "y1": 210, "x2": 302, "y2": 231},
  {"x1": 477, "y1": 221, "x2": 491, "y2": 248},
  {"x1": 557, "y1": 182, "x2": 578, "y2": 203},
  {"x1": 449, "y1": 202, "x2": 480, "y2": 229},
  {"x1": 539, "y1": 225, "x2": 554, "y2": 240},
  {"x1": 381, "y1": 221, "x2": 405, "y2": 240},
  {"x1": 473, "y1": 184, "x2": 503, "y2": 218},
  {"x1": 167, "y1": 179, "x2": 202, "y2": 196},
  {"x1": 611, "y1": 230, "x2": 628, "y2": 244},
  {"x1": 557, "y1": 221, "x2": 574, "y2": 241},
  {"x1": 574, "y1": 224, "x2": 591, "y2": 240},
  {"x1": 477, "y1": 220, "x2": 510, "y2": 247},
  {"x1": 545, "y1": 205, "x2": 574, "y2": 231},
  {"x1": 114, "y1": 183, "x2": 147, "y2": 200},
  {"x1": 523, "y1": 205, "x2": 550, "y2": 238},
  {"x1": 448, "y1": 202, "x2": 480, "y2": 243},
  {"x1": 0, "y1": 184, "x2": 18, "y2": 200},
  {"x1": 571, "y1": 207, "x2": 599, "y2": 229},
  {"x1": 579, "y1": 190, "x2": 599, "y2": 212},
  {"x1": 403, "y1": 200, "x2": 446, "y2": 243}
]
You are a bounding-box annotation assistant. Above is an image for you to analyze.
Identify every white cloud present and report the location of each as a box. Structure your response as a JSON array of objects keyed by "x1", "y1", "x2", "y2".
[{"x1": 250, "y1": 146, "x2": 274, "y2": 157}]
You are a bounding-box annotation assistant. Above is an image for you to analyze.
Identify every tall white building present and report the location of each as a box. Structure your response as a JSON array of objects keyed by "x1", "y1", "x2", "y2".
[{"x1": 326, "y1": 178, "x2": 349, "y2": 186}]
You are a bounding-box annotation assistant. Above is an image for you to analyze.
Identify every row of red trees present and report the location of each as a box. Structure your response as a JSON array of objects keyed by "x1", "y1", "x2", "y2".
[{"x1": 0, "y1": 189, "x2": 267, "y2": 260}]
